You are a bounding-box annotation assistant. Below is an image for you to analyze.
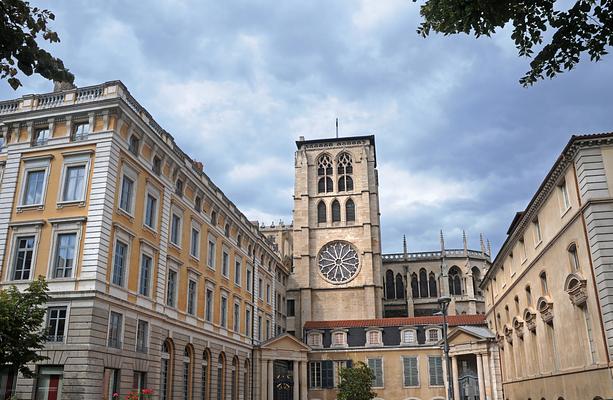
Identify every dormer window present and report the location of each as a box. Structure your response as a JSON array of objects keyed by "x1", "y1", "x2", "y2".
[
  {"x1": 426, "y1": 328, "x2": 441, "y2": 343},
  {"x1": 366, "y1": 329, "x2": 382, "y2": 346},
  {"x1": 307, "y1": 332, "x2": 322, "y2": 348},
  {"x1": 401, "y1": 329, "x2": 417, "y2": 345},
  {"x1": 175, "y1": 179, "x2": 184, "y2": 197},
  {"x1": 331, "y1": 330, "x2": 347, "y2": 348},
  {"x1": 128, "y1": 135, "x2": 139, "y2": 155}
]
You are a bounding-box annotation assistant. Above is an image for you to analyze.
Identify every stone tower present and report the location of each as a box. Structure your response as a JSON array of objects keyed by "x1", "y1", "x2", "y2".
[{"x1": 288, "y1": 135, "x2": 383, "y2": 336}]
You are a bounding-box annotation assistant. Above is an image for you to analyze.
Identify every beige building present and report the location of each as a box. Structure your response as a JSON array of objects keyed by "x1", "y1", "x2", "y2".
[{"x1": 480, "y1": 133, "x2": 613, "y2": 400}]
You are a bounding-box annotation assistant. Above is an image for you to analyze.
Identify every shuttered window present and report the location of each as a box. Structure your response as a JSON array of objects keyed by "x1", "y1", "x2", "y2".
[
  {"x1": 402, "y1": 357, "x2": 419, "y2": 387},
  {"x1": 321, "y1": 361, "x2": 334, "y2": 388},
  {"x1": 367, "y1": 358, "x2": 383, "y2": 388},
  {"x1": 428, "y1": 356, "x2": 443, "y2": 386},
  {"x1": 308, "y1": 362, "x2": 321, "y2": 389}
]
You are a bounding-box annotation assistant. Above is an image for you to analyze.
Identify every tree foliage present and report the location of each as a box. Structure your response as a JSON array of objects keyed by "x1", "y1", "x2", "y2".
[
  {"x1": 336, "y1": 362, "x2": 377, "y2": 400},
  {"x1": 0, "y1": 0, "x2": 74, "y2": 89},
  {"x1": 414, "y1": 0, "x2": 613, "y2": 86},
  {"x1": 0, "y1": 277, "x2": 50, "y2": 378}
]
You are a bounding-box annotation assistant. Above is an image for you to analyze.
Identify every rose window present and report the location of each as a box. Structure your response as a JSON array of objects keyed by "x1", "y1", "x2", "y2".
[{"x1": 318, "y1": 241, "x2": 360, "y2": 284}]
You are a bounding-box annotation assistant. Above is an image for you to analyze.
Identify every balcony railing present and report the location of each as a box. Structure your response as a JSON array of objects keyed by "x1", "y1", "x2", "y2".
[{"x1": 46, "y1": 334, "x2": 64, "y2": 343}]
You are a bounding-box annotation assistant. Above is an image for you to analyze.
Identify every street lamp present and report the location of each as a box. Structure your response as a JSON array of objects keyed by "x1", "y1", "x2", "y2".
[{"x1": 437, "y1": 296, "x2": 454, "y2": 400}]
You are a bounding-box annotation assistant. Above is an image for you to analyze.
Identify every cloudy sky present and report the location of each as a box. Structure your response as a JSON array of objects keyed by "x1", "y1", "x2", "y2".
[{"x1": 2, "y1": 0, "x2": 613, "y2": 254}]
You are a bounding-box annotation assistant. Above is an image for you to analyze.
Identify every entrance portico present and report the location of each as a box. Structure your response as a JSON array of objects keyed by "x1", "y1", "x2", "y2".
[{"x1": 256, "y1": 334, "x2": 310, "y2": 400}]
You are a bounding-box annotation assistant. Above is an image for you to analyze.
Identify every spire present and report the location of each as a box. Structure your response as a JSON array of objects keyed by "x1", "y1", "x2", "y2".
[
  {"x1": 440, "y1": 230, "x2": 445, "y2": 256},
  {"x1": 487, "y1": 239, "x2": 492, "y2": 259},
  {"x1": 480, "y1": 233, "x2": 486, "y2": 255},
  {"x1": 463, "y1": 229, "x2": 468, "y2": 256},
  {"x1": 403, "y1": 235, "x2": 408, "y2": 260}
]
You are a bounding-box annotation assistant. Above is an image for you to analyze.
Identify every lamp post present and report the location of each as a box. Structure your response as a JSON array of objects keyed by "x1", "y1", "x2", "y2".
[{"x1": 437, "y1": 296, "x2": 454, "y2": 400}]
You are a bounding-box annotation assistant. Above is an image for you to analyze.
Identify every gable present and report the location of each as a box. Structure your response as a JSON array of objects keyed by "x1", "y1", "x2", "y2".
[{"x1": 260, "y1": 334, "x2": 310, "y2": 352}]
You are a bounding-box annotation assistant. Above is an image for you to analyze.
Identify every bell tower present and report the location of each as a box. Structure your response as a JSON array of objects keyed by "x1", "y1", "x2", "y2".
[{"x1": 288, "y1": 135, "x2": 383, "y2": 335}]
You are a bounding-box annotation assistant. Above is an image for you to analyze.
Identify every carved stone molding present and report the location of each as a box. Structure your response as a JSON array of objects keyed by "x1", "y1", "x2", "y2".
[
  {"x1": 564, "y1": 273, "x2": 588, "y2": 307},
  {"x1": 537, "y1": 296, "x2": 554, "y2": 324}
]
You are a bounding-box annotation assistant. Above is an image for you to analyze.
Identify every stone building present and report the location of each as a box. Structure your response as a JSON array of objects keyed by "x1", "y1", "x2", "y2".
[{"x1": 480, "y1": 133, "x2": 613, "y2": 400}]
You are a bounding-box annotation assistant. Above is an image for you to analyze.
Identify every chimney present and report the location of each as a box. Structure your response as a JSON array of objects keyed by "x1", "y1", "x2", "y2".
[{"x1": 298, "y1": 136, "x2": 305, "y2": 142}]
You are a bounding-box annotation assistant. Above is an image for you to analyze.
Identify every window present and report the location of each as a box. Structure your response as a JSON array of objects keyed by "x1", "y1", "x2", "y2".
[
  {"x1": 307, "y1": 333, "x2": 322, "y2": 347},
  {"x1": 152, "y1": 156, "x2": 162, "y2": 176},
  {"x1": 161, "y1": 341, "x2": 171, "y2": 400},
  {"x1": 403, "y1": 357, "x2": 419, "y2": 387},
  {"x1": 211, "y1": 210, "x2": 218, "y2": 226},
  {"x1": 245, "y1": 307, "x2": 251, "y2": 337},
  {"x1": 346, "y1": 199, "x2": 355, "y2": 222},
  {"x1": 427, "y1": 328, "x2": 441, "y2": 343},
  {"x1": 183, "y1": 347, "x2": 192, "y2": 400},
  {"x1": 128, "y1": 135, "x2": 140, "y2": 155},
  {"x1": 428, "y1": 356, "x2": 444, "y2": 386},
  {"x1": 519, "y1": 237, "x2": 527, "y2": 261},
  {"x1": 187, "y1": 279, "x2": 197, "y2": 315},
  {"x1": 401, "y1": 329, "x2": 417, "y2": 344},
  {"x1": 246, "y1": 268, "x2": 252, "y2": 292},
  {"x1": 266, "y1": 319, "x2": 271, "y2": 339},
  {"x1": 119, "y1": 174, "x2": 135, "y2": 213},
  {"x1": 72, "y1": 122, "x2": 89, "y2": 141},
  {"x1": 61, "y1": 165, "x2": 86, "y2": 202},
  {"x1": 144, "y1": 193, "x2": 158, "y2": 229},
  {"x1": 317, "y1": 201, "x2": 327, "y2": 223},
  {"x1": 22, "y1": 169, "x2": 46, "y2": 206},
  {"x1": 236, "y1": 234, "x2": 241, "y2": 248},
  {"x1": 139, "y1": 254, "x2": 152, "y2": 297},
  {"x1": 46, "y1": 306, "x2": 67, "y2": 342},
  {"x1": 448, "y1": 266, "x2": 462, "y2": 296},
  {"x1": 11, "y1": 235, "x2": 35, "y2": 280},
  {"x1": 332, "y1": 331, "x2": 347, "y2": 347},
  {"x1": 222, "y1": 251, "x2": 229, "y2": 277},
  {"x1": 217, "y1": 355, "x2": 225, "y2": 400},
  {"x1": 224, "y1": 224, "x2": 230, "y2": 237},
  {"x1": 337, "y1": 152, "x2": 353, "y2": 191},
  {"x1": 108, "y1": 311, "x2": 123, "y2": 348},
  {"x1": 206, "y1": 288, "x2": 214, "y2": 322},
  {"x1": 0, "y1": 368, "x2": 17, "y2": 399},
  {"x1": 233, "y1": 303, "x2": 240, "y2": 332},
  {"x1": 317, "y1": 154, "x2": 333, "y2": 193},
  {"x1": 533, "y1": 218, "x2": 542, "y2": 244},
  {"x1": 195, "y1": 196, "x2": 202, "y2": 212},
  {"x1": 560, "y1": 180, "x2": 571, "y2": 211},
  {"x1": 332, "y1": 200, "x2": 341, "y2": 222},
  {"x1": 525, "y1": 285, "x2": 533, "y2": 306},
  {"x1": 52, "y1": 233, "x2": 77, "y2": 278},
  {"x1": 32, "y1": 127, "x2": 50, "y2": 146},
  {"x1": 202, "y1": 351, "x2": 210, "y2": 400},
  {"x1": 258, "y1": 279, "x2": 263, "y2": 299},
  {"x1": 136, "y1": 320, "x2": 148, "y2": 353},
  {"x1": 175, "y1": 179, "x2": 184, "y2": 197},
  {"x1": 220, "y1": 295, "x2": 228, "y2": 328},
  {"x1": 540, "y1": 271, "x2": 549, "y2": 295},
  {"x1": 208, "y1": 238, "x2": 216, "y2": 268},
  {"x1": 133, "y1": 371, "x2": 147, "y2": 393},
  {"x1": 190, "y1": 226, "x2": 200, "y2": 258},
  {"x1": 309, "y1": 362, "x2": 322, "y2": 388},
  {"x1": 35, "y1": 366, "x2": 64, "y2": 400},
  {"x1": 112, "y1": 240, "x2": 128, "y2": 287},
  {"x1": 287, "y1": 299, "x2": 295, "y2": 317},
  {"x1": 266, "y1": 284, "x2": 271, "y2": 303},
  {"x1": 170, "y1": 213, "x2": 182, "y2": 246},
  {"x1": 367, "y1": 330, "x2": 382, "y2": 346},
  {"x1": 234, "y1": 260, "x2": 242, "y2": 286},
  {"x1": 167, "y1": 269, "x2": 177, "y2": 307},
  {"x1": 257, "y1": 316, "x2": 262, "y2": 340},
  {"x1": 367, "y1": 358, "x2": 383, "y2": 388},
  {"x1": 568, "y1": 243, "x2": 580, "y2": 271}
]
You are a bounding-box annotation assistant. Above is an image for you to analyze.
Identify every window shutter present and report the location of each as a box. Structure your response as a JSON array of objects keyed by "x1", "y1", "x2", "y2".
[
  {"x1": 322, "y1": 361, "x2": 334, "y2": 388},
  {"x1": 403, "y1": 357, "x2": 418, "y2": 387},
  {"x1": 346, "y1": 359, "x2": 353, "y2": 369}
]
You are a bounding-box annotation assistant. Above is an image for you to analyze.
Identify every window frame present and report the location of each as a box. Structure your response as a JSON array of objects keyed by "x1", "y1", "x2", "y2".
[
  {"x1": 205, "y1": 285, "x2": 215, "y2": 323},
  {"x1": 309, "y1": 361, "x2": 322, "y2": 389},
  {"x1": 111, "y1": 229, "x2": 131, "y2": 288},
  {"x1": 330, "y1": 329, "x2": 348, "y2": 348},
  {"x1": 559, "y1": 179, "x2": 571, "y2": 213},
  {"x1": 118, "y1": 164, "x2": 138, "y2": 216},
  {"x1": 426, "y1": 328, "x2": 441, "y2": 344},
  {"x1": 143, "y1": 185, "x2": 160, "y2": 231},
  {"x1": 166, "y1": 267, "x2": 178, "y2": 308},
  {"x1": 135, "y1": 318, "x2": 149, "y2": 353},
  {"x1": 400, "y1": 328, "x2": 418, "y2": 345},
  {"x1": 367, "y1": 358, "x2": 384, "y2": 388},
  {"x1": 207, "y1": 235, "x2": 217, "y2": 270},
  {"x1": 190, "y1": 222, "x2": 201, "y2": 259},
  {"x1": 7, "y1": 225, "x2": 40, "y2": 282},
  {"x1": 307, "y1": 332, "x2": 323, "y2": 348},
  {"x1": 138, "y1": 249, "x2": 154, "y2": 298},
  {"x1": 71, "y1": 121, "x2": 90, "y2": 141},
  {"x1": 402, "y1": 356, "x2": 420, "y2": 388},
  {"x1": 58, "y1": 153, "x2": 91, "y2": 205},
  {"x1": 234, "y1": 259, "x2": 242, "y2": 287},
  {"x1": 233, "y1": 301, "x2": 240, "y2": 333},
  {"x1": 48, "y1": 222, "x2": 82, "y2": 280},
  {"x1": 32, "y1": 126, "x2": 50, "y2": 146},
  {"x1": 107, "y1": 310, "x2": 124, "y2": 349},
  {"x1": 170, "y1": 208, "x2": 183, "y2": 248},
  {"x1": 187, "y1": 277, "x2": 198, "y2": 316},
  {"x1": 18, "y1": 158, "x2": 51, "y2": 208},
  {"x1": 365, "y1": 329, "x2": 383, "y2": 347},
  {"x1": 428, "y1": 356, "x2": 444, "y2": 387},
  {"x1": 221, "y1": 248, "x2": 230, "y2": 278},
  {"x1": 45, "y1": 304, "x2": 69, "y2": 343},
  {"x1": 220, "y1": 292, "x2": 228, "y2": 328}
]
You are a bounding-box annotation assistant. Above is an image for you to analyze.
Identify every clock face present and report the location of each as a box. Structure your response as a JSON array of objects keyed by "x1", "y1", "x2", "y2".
[{"x1": 318, "y1": 241, "x2": 360, "y2": 284}]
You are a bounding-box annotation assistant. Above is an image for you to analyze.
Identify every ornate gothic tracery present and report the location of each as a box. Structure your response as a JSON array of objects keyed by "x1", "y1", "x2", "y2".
[{"x1": 318, "y1": 241, "x2": 360, "y2": 284}]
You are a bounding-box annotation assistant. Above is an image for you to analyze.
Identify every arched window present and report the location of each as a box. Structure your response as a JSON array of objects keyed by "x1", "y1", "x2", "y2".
[
  {"x1": 411, "y1": 273, "x2": 419, "y2": 298},
  {"x1": 346, "y1": 199, "x2": 355, "y2": 222},
  {"x1": 337, "y1": 153, "x2": 353, "y2": 192},
  {"x1": 183, "y1": 345, "x2": 193, "y2": 400},
  {"x1": 568, "y1": 243, "x2": 580, "y2": 271},
  {"x1": 448, "y1": 267, "x2": 462, "y2": 295},
  {"x1": 429, "y1": 272, "x2": 438, "y2": 298},
  {"x1": 514, "y1": 295, "x2": 520, "y2": 314},
  {"x1": 161, "y1": 339, "x2": 174, "y2": 400},
  {"x1": 472, "y1": 266, "x2": 482, "y2": 296},
  {"x1": 217, "y1": 353, "x2": 225, "y2": 400},
  {"x1": 395, "y1": 273, "x2": 405, "y2": 299},
  {"x1": 419, "y1": 268, "x2": 428, "y2": 298},
  {"x1": 243, "y1": 359, "x2": 250, "y2": 400},
  {"x1": 231, "y1": 356, "x2": 239, "y2": 400},
  {"x1": 317, "y1": 154, "x2": 333, "y2": 193},
  {"x1": 128, "y1": 135, "x2": 140, "y2": 155},
  {"x1": 385, "y1": 270, "x2": 395, "y2": 299},
  {"x1": 525, "y1": 285, "x2": 532, "y2": 306},
  {"x1": 317, "y1": 201, "x2": 327, "y2": 223},
  {"x1": 202, "y1": 349, "x2": 211, "y2": 400},
  {"x1": 332, "y1": 200, "x2": 341, "y2": 222},
  {"x1": 540, "y1": 271, "x2": 549, "y2": 295}
]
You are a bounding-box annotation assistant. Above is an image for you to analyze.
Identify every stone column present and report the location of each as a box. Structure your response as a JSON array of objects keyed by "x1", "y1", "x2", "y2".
[
  {"x1": 477, "y1": 354, "x2": 485, "y2": 400},
  {"x1": 260, "y1": 358, "x2": 267, "y2": 400},
  {"x1": 451, "y1": 356, "x2": 460, "y2": 400},
  {"x1": 300, "y1": 361, "x2": 308, "y2": 400},
  {"x1": 482, "y1": 352, "x2": 491, "y2": 400},
  {"x1": 268, "y1": 360, "x2": 274, "y2": 400},
  {"x1": 489, "y1": 348, "x2": 498, "y2": 400},
  {"x1": 293, "y1": 361, "x2": 299, "y2": 400}
]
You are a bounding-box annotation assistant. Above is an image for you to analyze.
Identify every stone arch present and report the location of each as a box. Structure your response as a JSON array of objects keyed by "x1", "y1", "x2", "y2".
[
  {"x1": 428, "y1": 272, "x2": 437, "y2": 298},
  {"x1": 385, "y1": 270, "x2": 395, "y2": 299},
  {"x1": 331, "y1": 199, "x2": 341, "y2": 222},
  {"x1": 231, "y1": 356, "x2": 240, "y2": 400},
  {"x1": 317, "y1": 200, "x2": 327, "y2": 223},
  {"x1": 419, "y1": 268, "x2": 428, "y2": 298},
  {"x1": 396, "y1": 273, "x2": 405, "y2": 299},
  {"x1": 411, "y1": 273, "x2": 419, "y2": 298},
  {"x1": 160, "y1": 338, "x2": 174, "y2": 400},
  {"x1": 217, "y1": 352, "x2": 226, "y2": 400},
  {"x1": 202, "y1": 348, "x2": 212, "y2": 400},
  {"x1": 448, "y1": 266, "x2": 462, "y2": 295}
]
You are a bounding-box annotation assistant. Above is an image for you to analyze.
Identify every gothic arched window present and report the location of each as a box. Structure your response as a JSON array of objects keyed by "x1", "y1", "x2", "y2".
[
  {"x1": 385, "y1": 270, "x2": 395, "y2": 299},
  {"x1": 472, "y1": 266, "x2": 482, "y2": 296},
  {"x1": 419, "y1": 268, "x2": 428, "y2": 298},
  {"x1": 317, "y1": 154, "x2": 333, "y2": 193},
  {"x1": 395, "y1": 273, "x2": 405, "y2": 299},
  {"x1": 317, "y1": 201, "x2": 327, "y2": 223},
  {"x1": 429, "y1": 272, "x2": 437, "y2": 298},
  {"x1": 411, "y1": 273, "x2": 419, "y2": 298},
  {"x1": 331, "y1": 200, "x2": 341, "y2": 222},
  {"x1": 160, "y1": 339, "x2": 173, "y2": 400},
  {"x1": 449, "y1": 266, "x2": 462, "y2": 295},
  {"x1": 337, "y1": 153, "x2": 353, "y2": 192},
  {"x1": 346, "y1": 199, "x2": 355, "y2": 222}
]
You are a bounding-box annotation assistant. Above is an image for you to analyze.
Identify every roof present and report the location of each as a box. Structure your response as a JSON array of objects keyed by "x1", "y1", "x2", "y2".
[
  {"x1": 303, "y1": 314, "x2": 486, "y2": 330},
  {"x1": 455, "y1": 325, "x2": 495, "y2": 339},
  {"x1": 295, "y1": 134, "x2": 377, "y2": 166}
]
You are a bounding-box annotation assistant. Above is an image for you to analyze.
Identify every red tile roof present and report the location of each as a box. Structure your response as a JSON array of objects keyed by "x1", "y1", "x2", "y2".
[{"x1": 303, "y1": 314, "x2": 486, "y2": 330}]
